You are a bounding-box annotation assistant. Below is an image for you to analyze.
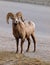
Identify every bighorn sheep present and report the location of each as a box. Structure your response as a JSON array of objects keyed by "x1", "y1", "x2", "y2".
[{"x1": 6, "y1": 12, "x2": 36, "y2": 53}]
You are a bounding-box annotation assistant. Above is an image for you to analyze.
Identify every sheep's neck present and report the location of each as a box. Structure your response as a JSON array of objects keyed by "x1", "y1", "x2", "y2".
[
  {"x1": 12, "y1": 23, "x2": 17, "y2": 30},
  {"x1": 12, "y1": 23, "x2": 17, "y2": 37}
]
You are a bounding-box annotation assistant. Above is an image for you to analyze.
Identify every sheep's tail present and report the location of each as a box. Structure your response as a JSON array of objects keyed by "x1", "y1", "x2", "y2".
[
  {"x1": 32, "y1": 22, "x2": 35, "y2": 29},
  {"x1": 6, "y1": 12, "x2": 14, "y2": 24}
]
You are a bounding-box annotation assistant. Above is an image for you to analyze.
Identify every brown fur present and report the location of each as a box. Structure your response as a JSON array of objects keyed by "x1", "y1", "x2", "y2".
[{"x1": 6, "y1": 12, "x2": 36, "y2": 53}]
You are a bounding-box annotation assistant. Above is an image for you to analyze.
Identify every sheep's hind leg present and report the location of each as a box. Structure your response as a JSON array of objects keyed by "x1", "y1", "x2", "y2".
[
  {"x1": 15, "y1": 38, "x2": 19, "y2": 53},
  {"x1": 26, "y1": 38, "x2": 31, "y2": 52},
  {"x1": 31, "y1": 33, "x2": 36, "y2": 52}
]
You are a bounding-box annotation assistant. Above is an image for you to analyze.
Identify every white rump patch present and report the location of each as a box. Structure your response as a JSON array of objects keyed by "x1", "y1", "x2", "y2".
[{"x1": 31, "y1": 21, "x2": 35, "y2": 29}]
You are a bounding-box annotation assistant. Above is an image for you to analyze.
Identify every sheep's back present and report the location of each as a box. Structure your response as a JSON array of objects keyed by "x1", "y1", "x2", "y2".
[{"x1": 24, "y1": 21, "x2": 35, "y2": 37}]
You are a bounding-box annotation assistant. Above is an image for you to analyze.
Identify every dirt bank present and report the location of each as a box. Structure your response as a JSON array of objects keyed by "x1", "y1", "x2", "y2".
[{"x1": 0, "y1": 52, "x2": 50, "y2": 65}]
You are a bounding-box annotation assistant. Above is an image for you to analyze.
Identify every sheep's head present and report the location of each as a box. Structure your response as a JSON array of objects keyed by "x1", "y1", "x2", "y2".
[
  {"x1": 6, "y1": 12, "x2": 19, "y2": 24},
  {"x1": 16, "y1": 11, "x2": 24, "y2": 22}
]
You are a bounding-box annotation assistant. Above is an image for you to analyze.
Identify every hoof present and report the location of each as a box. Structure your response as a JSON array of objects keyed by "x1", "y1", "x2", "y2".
[
  {"x1": 16, "y1": 51, "x2": 18, "y2": 53},
  {"x1": 26, "y1": 49, "x2": 29, "y2": 52},
  {"x1": 33, "y1": 50, "x2": 36, "y2": 52},
  {"x1": 20, "y1": 51, "x2": 22, "y2": 54}
]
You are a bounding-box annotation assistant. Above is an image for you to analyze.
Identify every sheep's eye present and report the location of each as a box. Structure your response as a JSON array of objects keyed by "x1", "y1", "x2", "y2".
[{"x1": 16, "y1": 21, "x2": 17, "y2": 23}]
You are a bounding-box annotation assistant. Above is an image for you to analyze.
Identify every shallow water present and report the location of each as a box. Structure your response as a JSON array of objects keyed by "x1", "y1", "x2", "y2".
[{"x1": 0, "y1": 1, "x2": 50, "y2": 36}]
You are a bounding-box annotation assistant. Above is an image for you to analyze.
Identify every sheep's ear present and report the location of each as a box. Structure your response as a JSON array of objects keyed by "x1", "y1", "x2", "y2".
[{"x1": 6, "y1": 12, "x2": 14, "y2": 24}]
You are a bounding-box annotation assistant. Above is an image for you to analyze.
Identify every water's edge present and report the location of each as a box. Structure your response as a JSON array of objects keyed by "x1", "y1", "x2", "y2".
[{"x1": 1, "y1": 0, "x2": 50, "y2": 6}]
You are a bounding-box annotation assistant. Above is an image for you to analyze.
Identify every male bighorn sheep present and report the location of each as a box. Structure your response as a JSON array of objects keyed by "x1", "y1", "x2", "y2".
[{"x1": 6, "y1": 12, "x2": 36, "y2": 53}]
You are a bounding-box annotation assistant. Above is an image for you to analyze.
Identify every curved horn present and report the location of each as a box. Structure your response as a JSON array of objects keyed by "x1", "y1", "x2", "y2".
[
  {"x1": 6, "y1": 12, "x2": 14, "y2": 24},
  {"x1": 16, "y1": 11, "x2": 24, "y2": 22}
]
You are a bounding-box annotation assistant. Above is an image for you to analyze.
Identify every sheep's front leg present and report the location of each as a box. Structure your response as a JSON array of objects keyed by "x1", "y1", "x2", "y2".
[
  {"x1": 21, "y1": 39, "x2": 25, "y2": 53},
  {"x1": 15, "y1": 38, "x2": 19, "y2": 53}
]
